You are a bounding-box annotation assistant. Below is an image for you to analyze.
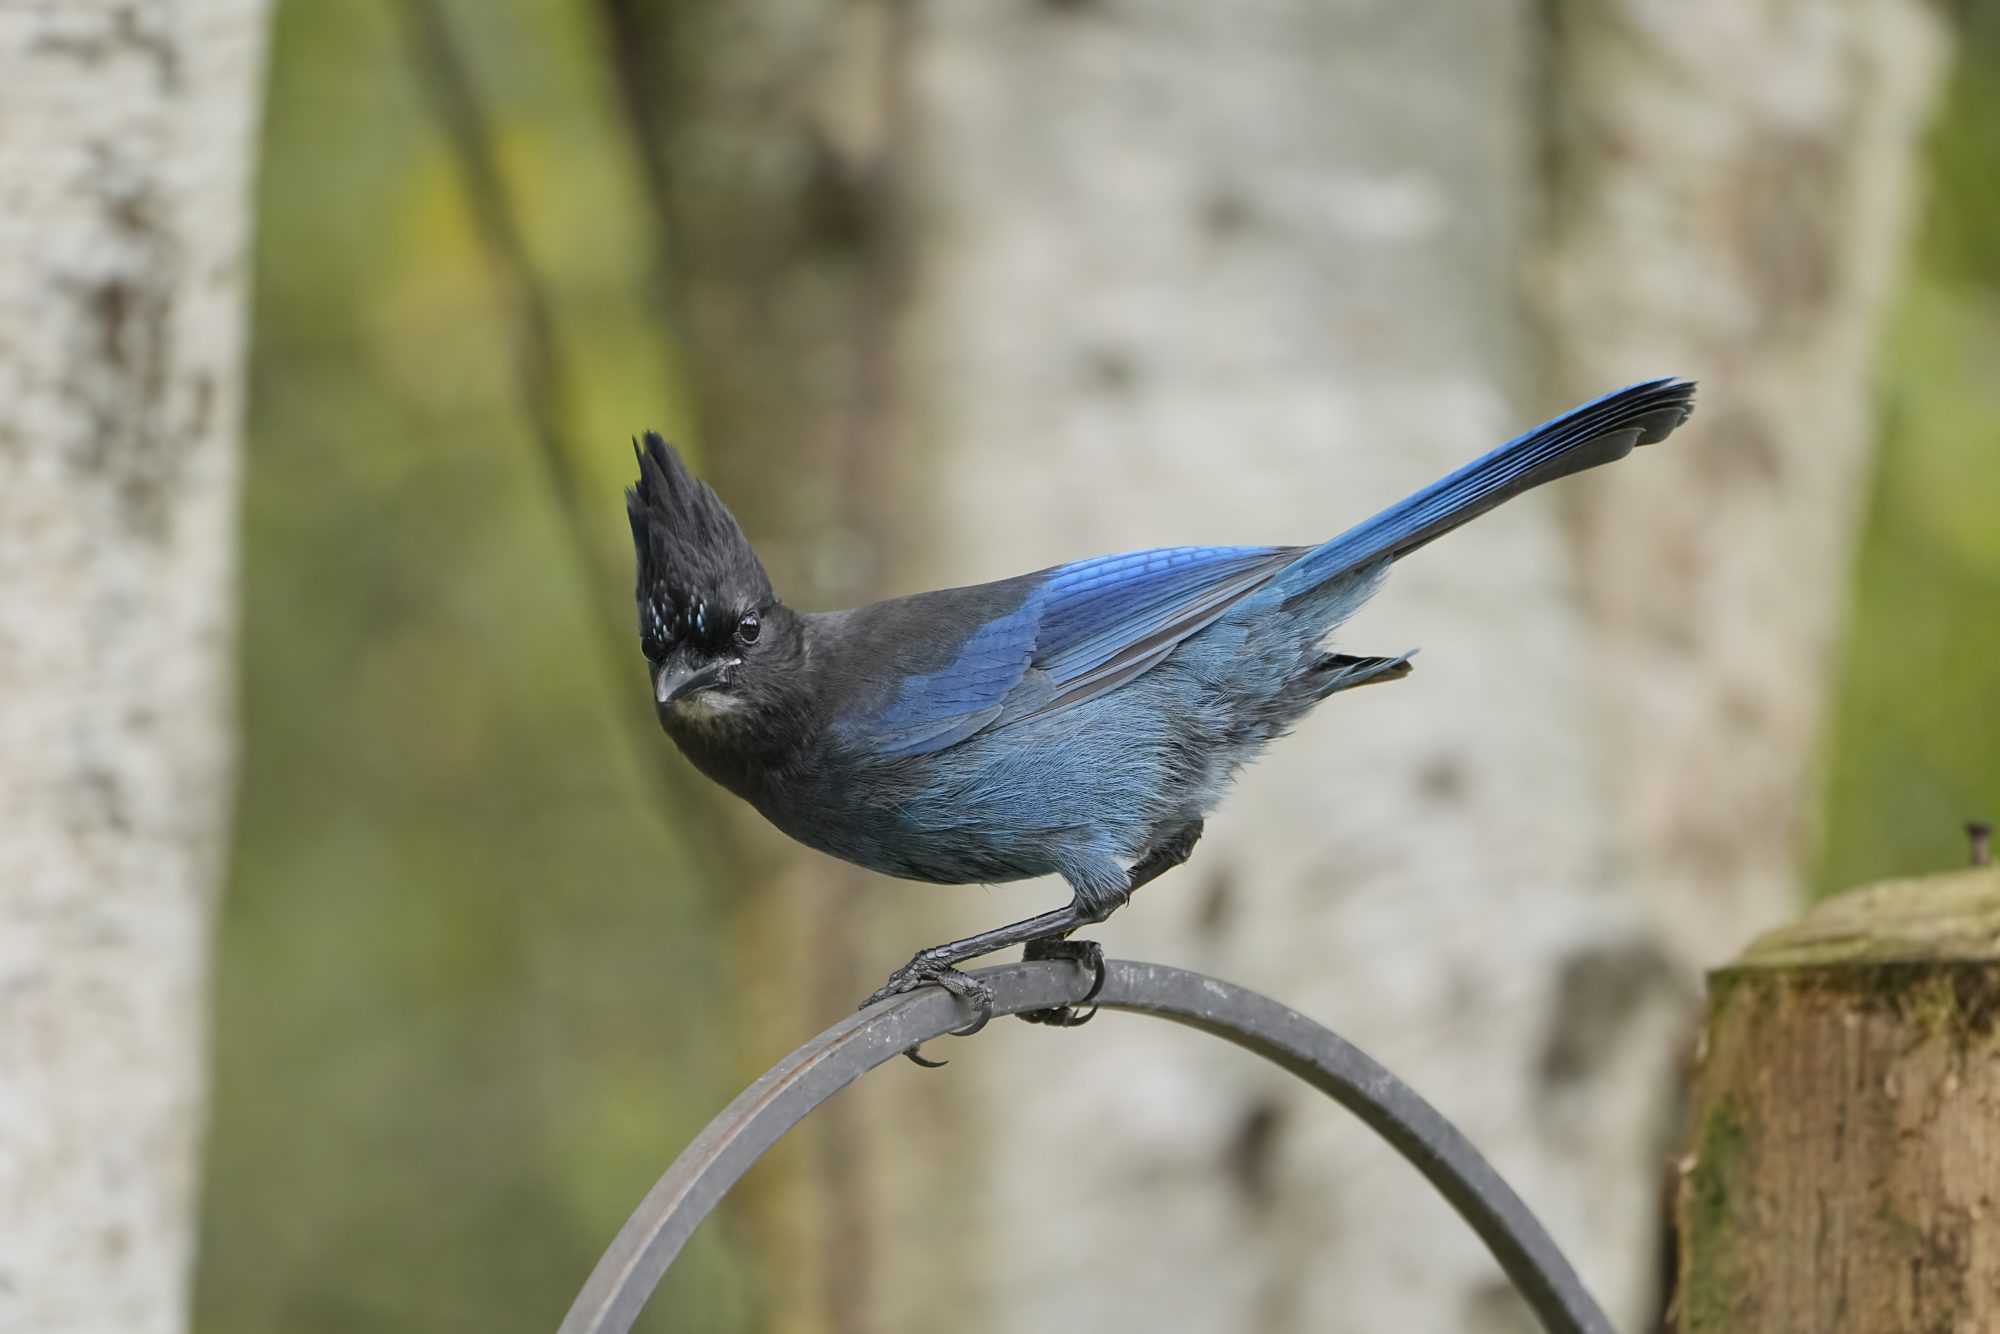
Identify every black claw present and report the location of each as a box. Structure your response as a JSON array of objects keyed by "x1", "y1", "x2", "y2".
[
  {"x1": 1023, "y1": 1001, "x2": 1097, "y2": 1029},
  {"x1": 862, "y1": 955, "x2": 995, "y2": 1068},
  {"x1": 1077, "y1": 952, "x2": 1107, "y2": 1006},
  {"x1": 1018, "y1": 938, "x2": 1107, "y2": 1027}
]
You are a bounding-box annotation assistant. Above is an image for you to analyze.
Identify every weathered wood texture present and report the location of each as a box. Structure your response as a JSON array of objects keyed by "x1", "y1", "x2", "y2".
[
  {"x1": 0, "y1": 4, "x2": 270, "y2": 1333},
  {"x1": 1680, "y1": 869, "x2": 2000, "y2": 1333}
]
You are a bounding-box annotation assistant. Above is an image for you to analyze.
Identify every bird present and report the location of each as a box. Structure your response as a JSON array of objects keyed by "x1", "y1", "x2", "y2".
[{"x1": 627, "y1": 378, "x2": 1695, "y2": 1038}]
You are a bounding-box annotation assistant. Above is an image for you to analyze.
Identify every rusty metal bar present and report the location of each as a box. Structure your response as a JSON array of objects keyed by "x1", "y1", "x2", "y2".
[{"x1": 556, "y1": 958, "x2": 1614, "y2": 1334}]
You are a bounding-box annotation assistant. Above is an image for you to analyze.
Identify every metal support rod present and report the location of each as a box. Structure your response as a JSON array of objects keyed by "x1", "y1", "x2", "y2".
[{"x1": 557, "y1": 958, "x2": 1615, "y2": 1334}]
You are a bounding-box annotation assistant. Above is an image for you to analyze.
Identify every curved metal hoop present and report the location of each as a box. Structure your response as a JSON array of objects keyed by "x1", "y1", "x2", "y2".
[{"x1": 557, "y1": 959, "x2": 1613, "y2": 1334}]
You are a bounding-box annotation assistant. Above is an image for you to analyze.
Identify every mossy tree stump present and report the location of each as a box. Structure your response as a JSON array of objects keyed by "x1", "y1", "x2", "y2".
[{"x1": 1679, "y1": 868, "x2": 2000, "y2": 1332}]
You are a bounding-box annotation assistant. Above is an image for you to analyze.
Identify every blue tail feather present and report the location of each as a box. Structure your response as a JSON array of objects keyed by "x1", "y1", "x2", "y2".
[{"x1": 1273, "y1": 378, "x2": 1695, "y2": 598}]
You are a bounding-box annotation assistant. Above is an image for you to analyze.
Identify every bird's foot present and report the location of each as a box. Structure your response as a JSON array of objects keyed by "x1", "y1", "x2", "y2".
[
  {"x1": 862, "y1": 955, "x2": 995, "y2": 1067},
  {"x1": 1017, "y1": 938, "x2": 1106, "y2": 1028}
]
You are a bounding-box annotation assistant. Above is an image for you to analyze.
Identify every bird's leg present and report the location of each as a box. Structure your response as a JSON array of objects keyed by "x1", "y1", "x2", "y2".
[
  {"x1": 866, "y1": 897, "x2": 1110, "y2": 1066},
  {"x1": 862, "y1": 899, "x2": 1097, "y2": 1025},
  {"x1": 1019, "y1": 820, "x2": 1204, "y2": 1028},
  {"x1": 866, "y1": 821, "x2": 1210, "y2": 1061}
]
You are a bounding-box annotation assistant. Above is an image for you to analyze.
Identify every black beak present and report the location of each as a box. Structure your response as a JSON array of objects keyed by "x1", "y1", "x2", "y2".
[{"x1": 654, "y1": 655, "x2": 732, "y2": 706}]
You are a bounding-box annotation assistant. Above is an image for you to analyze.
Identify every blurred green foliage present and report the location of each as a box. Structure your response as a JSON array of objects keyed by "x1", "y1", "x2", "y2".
[
  {"x1": 1815, "y1": 4, "x2": 2000, "y2": 896},
  {"x1": 195, "y1": 0, "x2": 1997, "y2": 1329},
  {"x1": 195, "y1": 1, "x2": 746, "y2": 1330}
]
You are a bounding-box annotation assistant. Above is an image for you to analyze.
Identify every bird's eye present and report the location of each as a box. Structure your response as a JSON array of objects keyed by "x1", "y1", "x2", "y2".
[
  {"x1": 736, "y1": 611, "x2": 761, "y2": 645},
  {"x1": 641, "y1": 636, "x2": 669, "y2": 664}
]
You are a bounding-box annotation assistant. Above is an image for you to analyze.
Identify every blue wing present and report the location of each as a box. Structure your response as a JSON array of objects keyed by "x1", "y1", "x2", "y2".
[
  {"x1": 861, "y1": 545, "x2": 1300, "y2": 758},
  {"x1": 1030, "y1": 545, "x2": 1299, "y2": 713},
  {"x1": 860, "y1": 603, "x2": 1042, "y2": 757}
]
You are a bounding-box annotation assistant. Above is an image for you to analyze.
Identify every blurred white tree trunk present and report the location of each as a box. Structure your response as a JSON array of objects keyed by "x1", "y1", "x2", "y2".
[
  {"x1": 902, "y1": 4, "x2": 1665, "y2": 1330},
  {"x1": 0, "y1": 6, "x2": 268, "y2": 1333},
  {"x1": 1540, "y1": 0, "x2": 1950, "y2": 973}
]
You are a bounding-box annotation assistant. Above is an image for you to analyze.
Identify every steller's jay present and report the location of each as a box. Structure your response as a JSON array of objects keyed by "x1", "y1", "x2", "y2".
[{"x1": 628, "y1": 378, "x2": 1694, "y2": 1035}]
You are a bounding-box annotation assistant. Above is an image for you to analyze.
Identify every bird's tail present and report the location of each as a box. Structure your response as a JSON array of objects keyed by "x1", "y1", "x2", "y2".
[{"x1": 1271, "y1": 378, "x2": 1695, "y2": 599}]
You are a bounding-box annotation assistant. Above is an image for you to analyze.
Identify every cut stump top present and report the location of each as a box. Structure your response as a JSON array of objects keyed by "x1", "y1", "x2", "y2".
[{"x1": 1731, "y1": 868, "x2": 2000, "y2": 970}]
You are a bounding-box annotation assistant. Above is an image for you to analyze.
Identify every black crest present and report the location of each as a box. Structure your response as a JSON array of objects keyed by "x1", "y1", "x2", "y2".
[{"x1": 627, "y1": 434, "x2": 774, "y2": 643}]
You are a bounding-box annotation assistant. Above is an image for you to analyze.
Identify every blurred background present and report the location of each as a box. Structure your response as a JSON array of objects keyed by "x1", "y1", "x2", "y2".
[{"x1": 4, "y1": 2, "x2": 1997, "y2": 1333}]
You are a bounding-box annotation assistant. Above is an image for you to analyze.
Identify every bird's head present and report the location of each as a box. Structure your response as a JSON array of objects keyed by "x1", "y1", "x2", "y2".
[{"x1": 626, "y1": 433, "x2": 790, "y2": 724}]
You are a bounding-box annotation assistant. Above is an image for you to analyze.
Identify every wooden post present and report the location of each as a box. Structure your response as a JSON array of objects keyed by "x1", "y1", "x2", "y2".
[{"x1": 1678, "y1": 867, "x2": 2000, "y2": 1331}]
